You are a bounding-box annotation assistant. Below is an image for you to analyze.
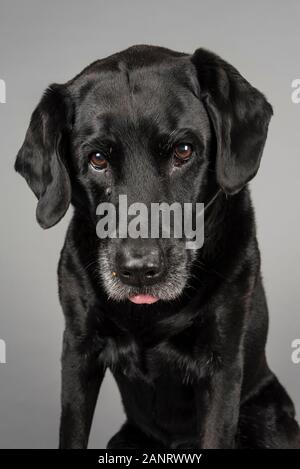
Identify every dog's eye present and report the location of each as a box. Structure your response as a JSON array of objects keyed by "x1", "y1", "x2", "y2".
[
  {"x1": 174, "y1": 143, "x2": 193, "y2": 166},
  {"x1": 89, "y1": 152, "x2": 108, "y2": 171}
]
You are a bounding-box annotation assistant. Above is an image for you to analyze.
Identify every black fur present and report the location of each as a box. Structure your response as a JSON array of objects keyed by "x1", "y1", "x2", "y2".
[{"x1": 15, "y1": 45, "x2": 300, "y2": 449}]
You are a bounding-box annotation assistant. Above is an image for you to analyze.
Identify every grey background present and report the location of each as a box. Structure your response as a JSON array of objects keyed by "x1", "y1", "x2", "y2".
[{"x1": 0, "y1": 0, "x2": 299, "y2": 449}]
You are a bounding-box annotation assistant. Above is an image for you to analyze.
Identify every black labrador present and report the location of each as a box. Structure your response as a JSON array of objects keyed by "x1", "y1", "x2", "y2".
[{"x1": 15, "y1": 45, "x2": 300, "y2": 449}]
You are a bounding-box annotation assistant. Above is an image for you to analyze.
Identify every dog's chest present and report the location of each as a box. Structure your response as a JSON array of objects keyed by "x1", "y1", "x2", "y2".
[
  {"x1": 98, "y1": 333, "x2": 153, "y2": 381},
  {"x1": 98, "y1": 327, "x2": 221, "y2": 384}
]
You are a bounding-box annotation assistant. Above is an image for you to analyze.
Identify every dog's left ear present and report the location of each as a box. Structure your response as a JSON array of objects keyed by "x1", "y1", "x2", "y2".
[
  {"x1": 191, "y1": 49, "x2": 273, "y2": 195},
  {"x1": 15, "y1": 84, "x2": 71, "y2": 228}
]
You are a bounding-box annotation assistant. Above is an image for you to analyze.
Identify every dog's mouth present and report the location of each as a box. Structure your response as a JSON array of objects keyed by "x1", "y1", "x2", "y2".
[
  {"x1": 128, "y1": 294, "x2": 160, "y2": 305},
  {"x1": 99, "y1": 245, "x2": 189, "y2": 304}
]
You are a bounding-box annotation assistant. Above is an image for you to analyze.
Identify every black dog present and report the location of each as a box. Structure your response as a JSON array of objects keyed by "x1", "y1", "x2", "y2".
[{"x1": 15, "y1": 45, "x2": 300, "y2": 449}]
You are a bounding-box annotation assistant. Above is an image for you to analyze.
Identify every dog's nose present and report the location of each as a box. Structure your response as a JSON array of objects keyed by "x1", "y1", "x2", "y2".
[{"x1": 116, "y1": 241, "x2": 164, "y2": 287}]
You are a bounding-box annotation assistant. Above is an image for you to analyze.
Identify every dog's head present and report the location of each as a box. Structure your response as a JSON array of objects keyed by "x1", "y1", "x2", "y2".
[{"x1": 15, "y1": 45, "x2": 272, "y2": 304}]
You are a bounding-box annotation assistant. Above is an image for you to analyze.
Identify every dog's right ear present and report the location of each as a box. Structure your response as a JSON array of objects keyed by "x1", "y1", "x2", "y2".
[
  {"x1": 15, "y1": 84, "x2": 71, "y2": 229},
  {"x1": 191, "y1": 49, "x2": 273, "y2": 195}
]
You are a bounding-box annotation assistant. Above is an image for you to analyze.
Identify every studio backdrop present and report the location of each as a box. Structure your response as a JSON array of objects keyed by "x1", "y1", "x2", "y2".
[{"x1": 0, "y1": 0, "x2": 299, "y2": 449}]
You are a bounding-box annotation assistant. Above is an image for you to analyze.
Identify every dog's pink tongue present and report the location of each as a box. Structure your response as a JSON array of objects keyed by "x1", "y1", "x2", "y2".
[{"x1": 129, "y1": 294, "x2": 159, "y2": 305}]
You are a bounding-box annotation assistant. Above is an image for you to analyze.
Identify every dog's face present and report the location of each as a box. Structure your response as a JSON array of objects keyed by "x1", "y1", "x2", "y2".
[
  {"x1": 15, "y1": 45, "x2": 272, "y2": 304},
  {"x1": 69, "y1": 48, "x2": 212, "y2": 303}
]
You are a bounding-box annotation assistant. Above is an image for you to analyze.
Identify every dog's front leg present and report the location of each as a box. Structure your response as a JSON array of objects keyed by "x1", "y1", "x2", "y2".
[
  {"x1": 59, "y1": 330, "x2": 105, "y2": 449},
  {"x1": 195, "y1": 364, "x2": 242, "y2": 449}
]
